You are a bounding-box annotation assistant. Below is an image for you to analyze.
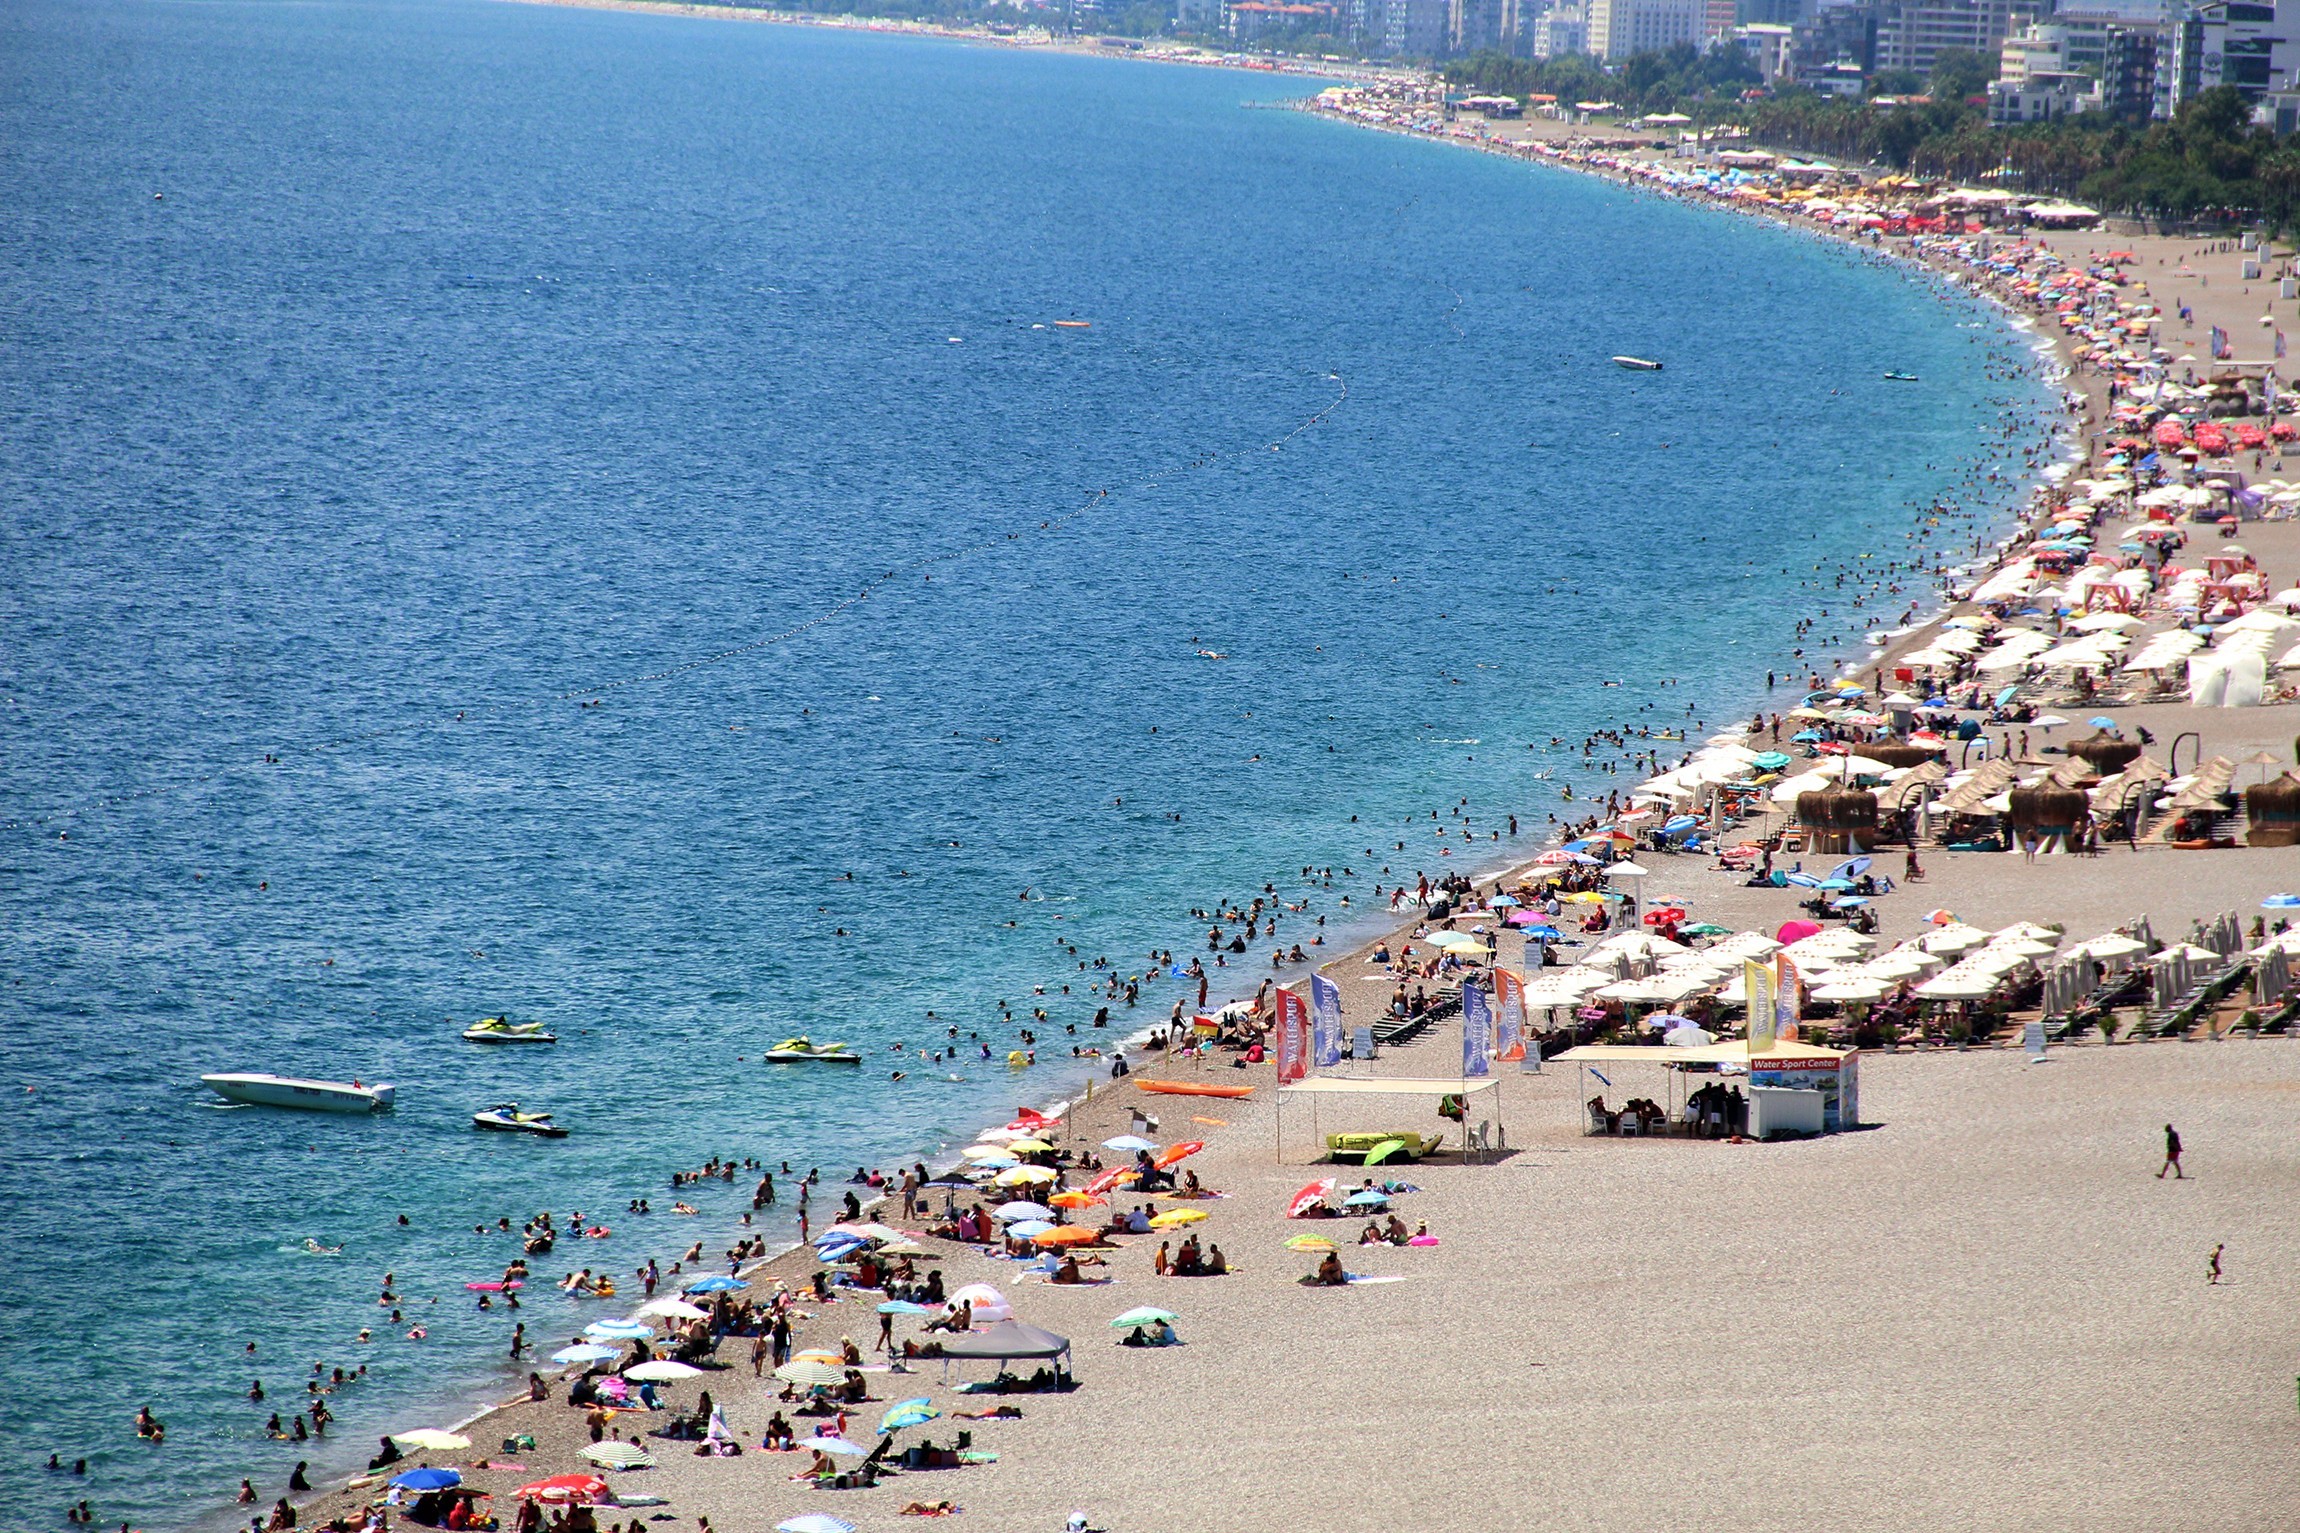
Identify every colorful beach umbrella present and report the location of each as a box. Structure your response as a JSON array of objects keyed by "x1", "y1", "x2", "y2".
[
  {"x1": 1285, "y1": 1234, "x2": 1337, "y2": 1253},
  {"x1": 514, "y1": 1474, "x2": 608, "y2": 1505},
  {"x1": 1149, "y1": 1208, "x2": 1207, "y2": 1228}
]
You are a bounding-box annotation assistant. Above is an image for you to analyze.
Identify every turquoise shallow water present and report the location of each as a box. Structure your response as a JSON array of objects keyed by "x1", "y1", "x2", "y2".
[{"x1": 0, "y1": 2, "x2": 2051, "y2": 1524}]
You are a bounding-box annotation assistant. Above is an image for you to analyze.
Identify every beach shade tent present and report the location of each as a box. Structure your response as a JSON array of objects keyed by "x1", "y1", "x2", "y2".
[
  {"x1": 623, "y1": 1359, "x2": 703, "y2": 1382},
  {"x1": 1552, "y1": 1039, "x2": 1858, "y2": 1138},
  {"x1": 1273, "y1": 1076, "x2": 1504, "y2": 1165},
  {"x1": 580, "y1": 1441, "x2": 655, "y2": 1470},
  {"x1": 390, "y1": 1469, "x2": 463, "y2": 1492},
  {"x1": 513, "y1": 1475, "x2": 611, "y2": 1506},
  {"x1": 391, "y1": 1430, "x2": 473, "y2": 1452},
  {"x1": 778, "y1": 1518, "x2": 857, "y2": 1533},
  {"x1": 946, "y1": 1283, "x2": 1013, "y2": 1323},
  {"x1": 939, "y1": 1320, "x2": 1073, "y2": 1363}
]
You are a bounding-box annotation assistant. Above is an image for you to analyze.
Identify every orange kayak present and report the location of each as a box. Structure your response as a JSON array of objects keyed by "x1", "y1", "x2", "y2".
[{"x1": 1135, "y1": 1080, "x2": 1254, "y2": 1099}]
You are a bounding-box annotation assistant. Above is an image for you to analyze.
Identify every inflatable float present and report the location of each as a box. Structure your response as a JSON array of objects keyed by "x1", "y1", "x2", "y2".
[{"x1": 1135, "y1": 1080, "x2": 1254, "y2": 1099}]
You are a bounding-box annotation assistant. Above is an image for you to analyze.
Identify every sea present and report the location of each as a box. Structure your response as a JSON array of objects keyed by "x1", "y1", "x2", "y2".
[{"x1": 0, "y1": 0, "x2": 2056, "y2": 1524}]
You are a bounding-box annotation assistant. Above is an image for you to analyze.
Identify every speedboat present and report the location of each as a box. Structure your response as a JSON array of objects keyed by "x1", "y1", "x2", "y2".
[
  {"x1": 202, "y1": 1073, "x2": 394, "y2": 1114},
  {"x1": 1883, "y1": 371, "x2": 1920, "y2": 382},
  {"x1": 463, "y1": 1017, "x2": 558, "y2": 1045},
  {"x1": 764, "y1": 1036, "x2": 861, "y2": 1064},
  {"x1": 473, "y1": 1104, "x2": 568, "y2": 1138},
  {"x1": 1612, "y1": 355, "x2": 1662, "y2": 371}
]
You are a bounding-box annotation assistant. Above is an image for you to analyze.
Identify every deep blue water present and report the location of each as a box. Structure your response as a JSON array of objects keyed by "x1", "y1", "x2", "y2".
[{"x1": 0, "y1": 1, "x2": 2051, "y2": 1524}]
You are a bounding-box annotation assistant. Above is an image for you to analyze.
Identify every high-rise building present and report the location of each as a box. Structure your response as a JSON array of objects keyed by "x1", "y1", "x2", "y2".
[
  {"x1": 2167, "y1": 0, "x2": 2296, "y2": 110},
  {"x1": 1384, "y1": 0, "x2": 1453, "y2": 53},
  {"x1": 2101, "y1": 24, "x2": 2159, "y2": 114},
  {"x1": 1871, "y1": 0, "x2": 2021, "y2": 77},
  {"x1": 1531, "y1": 4, "x2": 1589, "y2": 52},
  {"x1": 1588, "y1": 0, "x2": 1706, "y2": 56}
]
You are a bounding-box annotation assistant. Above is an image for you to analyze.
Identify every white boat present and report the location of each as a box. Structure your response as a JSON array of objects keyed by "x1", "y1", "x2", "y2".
[
  {"x1": 202, "y1": 1073, "x2": 394, "y2": 1114},
  {"x1": 473, "y1": 1103, "x2": 568, "y2": 1138},
  {"x1": 463, "y1": 1017, "x2": 558, "y2": 1045},
  {"x1": 1612, "y1": 355, "x2": 1662, "y2": 371},
  {"x1": 763, "y1": 1036, "x2": 861, "y2": 1065}
]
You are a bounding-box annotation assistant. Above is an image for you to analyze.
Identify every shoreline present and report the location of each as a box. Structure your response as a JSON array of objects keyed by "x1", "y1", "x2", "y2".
[{"x1": 201, "y1": 22, "x2": 2300, "y2": 1533}]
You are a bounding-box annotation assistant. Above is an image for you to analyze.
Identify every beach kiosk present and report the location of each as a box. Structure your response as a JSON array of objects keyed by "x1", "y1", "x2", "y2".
[{"x1": 1551, "y1": 1039, "x2": 1858, "y2": 1139}]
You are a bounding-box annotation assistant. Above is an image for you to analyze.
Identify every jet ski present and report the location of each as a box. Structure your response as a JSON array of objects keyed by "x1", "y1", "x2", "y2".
[
  {"x1": 463, "y1": 1017, "x2": 558, "y2": 1044},
  {"x1": 763, "y1": 1036, "x2": 861, "y2": 1064},
  {"x1": 473, "y1": 1103, "x2": 568, "y2": 1137}
]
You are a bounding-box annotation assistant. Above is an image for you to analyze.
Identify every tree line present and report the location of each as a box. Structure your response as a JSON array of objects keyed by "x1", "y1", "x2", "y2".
[{"x1": 1444, "y1": 46, "x2": 2300, "y2": 226}]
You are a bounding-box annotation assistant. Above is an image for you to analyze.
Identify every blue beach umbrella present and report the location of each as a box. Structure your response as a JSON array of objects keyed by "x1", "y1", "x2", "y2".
[
  {"x1": 1343, "y1": 1189, "x2": 1390, "y2": 1208},
  {"x1": 1784, "y1": 871, "x2": 1823, "y2": 888},
  {"x1": 1819, "y1": 878, "x2": 1855, "y2": 892},
  {"x1": 684, "y1": 1275, "x2": 744, "y2": 1293},
  {"x1": 876, "y1": 1300, "x2": 936, "y2": 1315},
  {"x1": 1751, "y1": 751, "x2": 1792, "y2": 770},
  {"x1": 1835, "y1": 896, "x2": 1870, "y2": 907},
  {"x1": 2263, "y1": 894, "x2": 2300, "y2": 908},
  {"x1": 1524, "y1": 925, "x2": 1562, "y2": 939},
  {"x1": 777, "y1": 1518, "x2": 856, "y2": 1533},
  {"x1": 1102, "y1": 1135, "x2": 1157, "y2": 1152},
  {"x1": 1007, "y1": 1220, "x2": 1055, "y2": 1237},
  {"x1": 585, "y1": 1320, "x2": 652, "y2": 1341},
  {"x1": 1996, "y1": 686, "x2": 2021, "y2": 707},
  {"x1": 1792, "y1": 729, "x2": 1826, "y2": 743},
  {"x1": 390, "y1": 1469, "x2": 462, "y2": 1492},
  {"x1": 879, "y1": 1398, "x2": 940, "y2": 1433},
  {"x1": 551, "y1": 1344, "x2": 620, "y2": 1366},
  {"x1": 1831, "y1": 857, "x2": 1872, "y2": 879},
  {"x1": 2088, "y1": 716, "x2": 2118, "y2": 729}
]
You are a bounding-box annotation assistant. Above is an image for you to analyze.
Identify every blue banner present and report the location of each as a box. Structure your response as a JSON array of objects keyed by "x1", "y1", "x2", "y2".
[
  {"x1": 1461, "y1": 982, "x2": 1491, "y2": 1078},
  {"x1": 1310, "y1": 973, "x2": 1343, "y2": 1068}
]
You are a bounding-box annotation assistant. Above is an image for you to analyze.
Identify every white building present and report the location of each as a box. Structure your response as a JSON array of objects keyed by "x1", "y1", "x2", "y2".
[
  {"x1": 1530, "y1": 2, "x2": 1587, "y2": 52},
  {"x1": 1587, "y1": 0, "x2": 1704, "y2": 58}
]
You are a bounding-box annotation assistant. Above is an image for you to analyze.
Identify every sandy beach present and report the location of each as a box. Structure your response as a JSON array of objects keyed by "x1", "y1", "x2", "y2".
[{"x1": 261, "y1": 25, "x2": 2300, "y2": 1533}]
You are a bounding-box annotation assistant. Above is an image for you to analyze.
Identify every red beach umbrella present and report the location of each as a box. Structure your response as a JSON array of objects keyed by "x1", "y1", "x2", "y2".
[
  {"x1": 1153, "y1": 1140, "x2": 1204, "y2": 1169},
  {"x1": 1287, "y1": 1178, "x2": 1336, "y2": 1218},
  {"x1": 513, "y1": 1475, "x2": 609, "y2": 1505}
]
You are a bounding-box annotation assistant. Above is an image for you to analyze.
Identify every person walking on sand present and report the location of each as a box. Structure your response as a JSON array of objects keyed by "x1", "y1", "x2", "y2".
[
  {"x1": 2158, "y1": 1123, "x2": 2185, "y2": 1178},
  {"x1": 2208, "y1": 1243, "x2": 2224, "y2": 1285}
]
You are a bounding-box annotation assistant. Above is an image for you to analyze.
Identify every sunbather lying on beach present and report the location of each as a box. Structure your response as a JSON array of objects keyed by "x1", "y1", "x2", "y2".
[{"x1": 899, "y1": 1501, "x2": 959, "y2": 1517}]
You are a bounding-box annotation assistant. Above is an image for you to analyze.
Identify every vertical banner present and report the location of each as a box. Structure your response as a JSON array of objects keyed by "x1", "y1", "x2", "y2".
[
  {"x1": 1309, "y1": 973, "x2": 1344, "y2": 1069},
  {"x1": 1773, "y1": 954, "x2": 1803, "y2": 1045},
  {"x1": 1493, "y1": 967, "x2": 1526, "y2": 1061},
  {"x1": 1461, "y1": 982, "x2": 1492, "y2": 1078},
  {"x1": 1745, "y1": 959, "x2": 1776, "y2": 1053},
  {"x1": 1274, "y1": 987, "x2": 1309, "y2": 1084}
]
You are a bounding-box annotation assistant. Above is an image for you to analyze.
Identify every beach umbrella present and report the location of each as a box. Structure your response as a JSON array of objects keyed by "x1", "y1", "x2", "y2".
[
  {"x1": 962, "y1": 1144, "x2": 1016, "y2": 1160},
  {"x1": 1343, "y1": 1189, "x2": 1391, "y2": 1208},
  {"x1": 994, "y1": 1165, "x2": 1055, "y2": 1187},
  {"x1": 1830, "y1": 857, "x2": 1872, "y2": 879},
  {"x1": 389, "y1": 1469, "x2": 463, "y2": 1492},
  {"x1": 879, "y1": 1399, "x2": 940, "y2": 1433},
  {"x1": 962, "y1": 1152, "x2": 1018, "y2": 1170},
  {"x1": 1284, "y1": 1234, "x2": 1337, "y2": 1253},
  {"x1": 995, "y1": 1200, "x2": 1056, "y2": 1222},
  {"x1": 514, "y1": 1474, "x2": 609, "y2": 1505},
  {"x1": 683, "y1": 1275, "x2": 744, "y2": 1293},
  {"x1": 1048, "y1": 1190, "x2": 1104, "y2": 1210},
  {"x1": 795, "y1": 1436, "x2": 869, "y2": 1457},
  {"x1": 1287, "y1": 1178, "x2": 1335, "y2": 1218},
  {"x1": 580, "y1": 1441, "x2": 654, "y2": 1469},
  {"x1": 1101, "y1": 1135, "x2": 1157, "y2": 1152},
  {"x1": 584, "y1": 1320, "x2": 652, "y2": 1341},
  {"x1": 1751, "y1": 751, "x2": 1793, "y2": 770},
  {"x1": 773, "y1": 1360, "x2": 848, "y2": 1388},
  {"x1": 634, "y1": 1298, "x2": 707, "y2": 1322},
  {"x1": 1775, "y1": 920, "x2": 1823, "y2": 944},
  {"x1": 390, "y1": 1430, "x2": 472, "y2": 1452},
  {"x1": 1783, "y1": 871, "x2": 1823, "y2": 888},
  {"x1": 1154, "y1": 1140, "x2": 1205, "y2": 1168},
  {"x1": 623, "y1": 1359, "x2": 702, "y2": 1382},
  {"x1": 1148, "y1": 1208, "x2": 1208, "y2": 1228},
  {"x1": 777, "y1": 1518, "x2": 857, "y2": 1533},
  {"x1": 1004, "y1": 1137, "x2": 1054, "y2": 1154},
  {"x1": 2265, "y1": 893, "x2": 2300, "y2": 908},
  {"x1": 1110, "y1": 1306, "x2": 1179, "y2": 1329},
  {"x1": 551, "y1": 1344, "x2": 619, "y2": 1366},
  {"x1": 1033, "y1": 1225, "x2": 1106, "y2": 1247},
  {"x1": 1006, "y1": 1220, "x2": 1055, "y2": 1238},
  {"x1": 876, "y1": 1300, "x2": 937, "y2": 1315}
]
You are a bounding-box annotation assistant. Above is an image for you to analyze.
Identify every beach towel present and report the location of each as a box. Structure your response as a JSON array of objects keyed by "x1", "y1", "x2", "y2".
[{"x1": 1343, "y1": 1274, "x2": 1406, "y2": 1285}]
